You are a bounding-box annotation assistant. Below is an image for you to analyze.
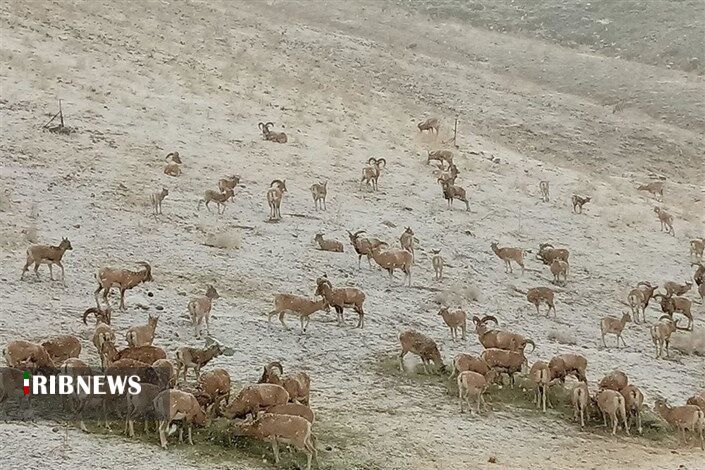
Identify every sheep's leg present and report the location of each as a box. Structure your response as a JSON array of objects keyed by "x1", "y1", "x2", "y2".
[
  {"x1": 205, "y1": 314, "x2": 211, "y2": 336},
  {"x1": 398, "y1": 350, "x2": 407, "y2": 373},
  {"x1": 57, "y1": 261, "x2": 66, "y2": 285},
  {"x1": 541, "y1": 386, "x2": 547, "y2": 413},
  {"x1": 620, "y1": 334, "x2": 627, "y2": 347},
  {"x1": 611, "y1": 414, "x2": 618, "y2": 435},
  {"x1": 459, "y1": 388, "x2": 464, "y2": 413},
  {"x1": 205, "y1": 201, "x2": 212, "y2": 212},
  {"x1": 322, "y1": 198, "x2": 326, "y2": 210},
  {"x1": 119, "y1": 289, "x2": 127, "y2": 310},
  {"x1": 187, "y1": 425, "x2": 193, "y2": 445},
  {"x1": 636, "y1": 410, "x2": 642, "y2": 435},
  {"x1": 622, "y1": 410, "x2": 630, "y2": 436},
  {"x1": 271, "y1": 440, "x2": 281, "y2": 463},
  {"x1": 579, "y1": 407, "x2": 584, "y2": 428},
  {"x1": 665, "y1": 340, "x2": 670, "y2": 358},
  {"x1": 278, "y1": 311, "x2": 289, "y2": 330},
  {"x1": 601, "y1": 332, "x2": 607, "y2": 348}
]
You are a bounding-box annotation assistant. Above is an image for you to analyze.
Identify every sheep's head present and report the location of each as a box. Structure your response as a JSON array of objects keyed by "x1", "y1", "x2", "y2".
[
  {"x1": 137, "y1": 262, "x2": 153, "y2": 282},
  {"x1": 206, "y1": 285, "x2": 220, "y2": 300},
  {"x1": 59, "y1": 238, "x2": 73, "y2": 251},
  {"x1": 314, "y1": 233, "x2": 324, "y2": 242}
]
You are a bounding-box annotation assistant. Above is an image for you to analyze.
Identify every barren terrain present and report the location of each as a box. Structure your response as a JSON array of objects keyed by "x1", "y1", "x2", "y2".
[{"x1": 1, "y1": 1, "x2": 704, "y2": 469}]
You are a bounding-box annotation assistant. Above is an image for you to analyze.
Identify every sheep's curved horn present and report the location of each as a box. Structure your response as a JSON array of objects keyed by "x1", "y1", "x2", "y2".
[
  {"x1": 265, "y1": 122, "x2": 275, "y2": 128},
  {"x1": 257, "y1": 366, "x2": 269, "y2": 384},
  {"x1": 258, "y1": 122, "x2": 265, "y2": 130},
  {"x1": 82, "y1": 307, "x2": 97, "y2": 325},
  {"x1": 539, "y1": 243, "x2": 553, "y2": 250},
  {"x1": 353, "y1": 230, "x2": 366, "y2": 237},
  {"x1": 136, "y1": 261, "x2": 151, "y2": 272},
  {"x1": 268, "y1": 361, "x2": 284, "y2": 375},
  {"x1": 377, "y1": 158, "x2": 387, "y2": 168},
  {"x1": 637, "y1": 281, "x2": 652, "y2": 287},
  {"x1": 472, "y1": 316, "x2": 481, "y2": 325},
  {"x1": 367, "y1": 157, "x2": 378, "y2": 165},
  {"x1": 481, "y1": 315, "x2": 498, "y2": 325},
  {"x1": 524, "y1": 339, "x2": 536, "y2": 353},
  {"x1": 658, "y1": 315, "x2": 673, "y2": 322},
  {"x1": 270, "y1": 179, "x2": 284, "y2": 187}
]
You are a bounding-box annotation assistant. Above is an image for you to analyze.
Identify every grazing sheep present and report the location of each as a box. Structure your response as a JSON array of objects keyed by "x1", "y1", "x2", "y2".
[
  {"x1": 258, "y1": 361, "x2": 311, "y2": 405},
  {"x1": 125, "y1": 382, "x2": 161, "y2": 438},
  {"x1": 548, "y1": 354, "x2": 587, "y2": 383},
  {"x1": 529, "y1": 361, "x2": 552, "y2": 412},
  {"x1": 637, "y1": 181, "x2": 664, "y2": 200},
  {"x1": 598, "y1": 370, "x2": 628, "y2": 392},
  {"x1": 197, "y1": 368, "x2": 231, "y2": 406},
  {"x1": 418, "y1": 117, "x2": 439, "y2": 134},
  {"x1": 480, "y1": 348, "x2": 525, "y2": 388},
  {"x1": 472, "y1": 315, "x2": 536, "y2": 354},
  {"x1": 154, "y1": 389, "x2": 208, "y2": 449},
  {"x1": 398, "y1": 329, "x2": 446, "y2": 374},
  {"x1": 457, "y1": 371, "x2": 489, "y2": 415},
  {"x1": 571, "y1": 194, "x2": 591, "y2": 214},
  {"x1": 654, "y1": 399, "x2": 704, "y2": 449},
  {"x1": 600, "y1": 312, "x2": 631, "y2": 348},
  {"x1": 450, "y1": 353, "x2": 493, "y2": 380},
  {"x1": 21, "y1": 237, "x2": 73, "y2": 285},
  {"x1": 490, "y1": 243, "x2": 524, "y2": 274},
  {"x1": 40, "y1": 335, "x2": 81, "y2": 365},
  {"x1": 3, "y1": 340, "x2": 55, "y2": 371},
  {"x1": 222, "y1": 384, "x2": 290, "y2": 419},
  {"x1": 571, "y1": 382, "x2": 589, "y2": 428},
  {"x1": 536, "y1": 243, "x2": 569, "y2": 266},
  {"x1": 596, "y1": 389, "x2": 630, "y2": 436},
  {"x1": 621, "y1": 385, "x2": 644, "y2": 434}
]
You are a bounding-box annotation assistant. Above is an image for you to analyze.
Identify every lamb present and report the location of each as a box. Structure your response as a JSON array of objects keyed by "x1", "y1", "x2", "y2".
[
  {"x1": 457, "y1": 371, "x2": 490, "y2": 415},
  {"x1": 596, "y1": 389, "x2": 630, "y2": 436},
  {"x1": 548, "y1": 354, "x2": 588, "y2": 383},
  {"x1": 539, "y1": 180, "x2": 549, "y2": 202},
  {"x1": 154, "y1": 389, "x2": 208, "y2": 449},
  {"x1": 536, "y1": 243, "x2": 570, "y2": 266},
  {"x1": 571, "y1": 382, "x2": 589, "y2": 428},
  {"x1": 653, "y1": 399, "x2": 704, "y2": 449},
  {"x1": 438, "y1": 307, "x2": 467, "y2": 340},
  {"x1": 398, "y1": 329, "x2": 446, "y2": 374},
  {"x1": 197, "y1": 188, "x2": 234, "y2": 215},
  {"x1": 347, "y1": 230, "x2": 385, "y2": 268},
  {"x1": 265, "y1": 403, "x2": 315, "y2": 424},
  {"x1": 258, "y1": 122, "x2": 287, "y2": 143},
  {"x1": 550, "y1": 259, "x2": 569, "y2": 285},
  {"x1": 258, "y1": 361, "x2": 311, "y2": 405},
  {"x1": 490, "y1": 242, "x2": 524, "y2": 274},
  {"x1": 650, "y1": 315, "x2": 679, "y2": 358},
  {"x1": 626, "y1": 281, "x2": 658, "y2": 323},
  {"x1": 314, "y1": 276, "x2": 366, "y2": 328},
  {"x1": 620, "y1": 385, "x2": 644, "y2": 434},
  {"x1": 125, "y1": 313, "x2": 159, "y2": 347},
  {"x1": 598, "y1": 370, "x2": 628, "y2": 392},
  {"x1": 221, "y1": 383, "x2": 290, "y2": 419},
  {"x1": 653, "y1": 206, "x2": 675, "y2": 235},
  {"x1": 654, "y1": 294, "x2": 693, "y2": 330},
  {"x1": 314, "y1": 233, "x2": 344, "y2": 253},
  {"x1": 369, "y1": 242, "x2": 413, "y2": 286},
  {"x1": 267, "y1": 293, "x2": 330, "y2": 332},
  {"x1": 571, "y1": 194, "x2": 591, "y2": 214},
  {"x1": 230, "y1": 413, "x2": 317, "y2": 470},
  {"x1": 691, "y1": 238, "x2": 705, "y2": 260},
  {"x1": 188, "y1": 285, "x2": 219, "y2": 339},
  {"x1": 529, "y1": 361, "x2": 552, "y2": 412},
  {"x1": 150, "y1": 188, "x2": 168, "y2": 216},
  {"x1": 125, "y1": 382, "x2": 161, "y2": 437},
  {"x1": 3, "y1": 340, "x2": 55, "y2": 371},
  {"x1": 361, "y1": 157, "x2": 386, "y2": 191},
  {"x1": 40, "y1": 335, "x2": 81, "y2": 364},
  {"x1": 217, "y1": 175, "x2": 240, "y2": 193},
  {"x1": 175, "y1": 338, "x2": 233, "y2": 383},
  {"x1": 637, "y1": 181, "x2": 664, "y2": 200},
  {"x1": 163, "y1": 152, "x2": 182, "y2": 177},
  {"x1": 438, "y1": 178, "x2": 469, "y2": 211},
  {"x1": 599, "y1": 312, "x2": 631, "y2": 348},
  {"x1": 472, "y1": 315, "x2": 536, "y2": 354},
  {"x1": 480, "y1": 348, "x2": 525, "y2": 388},
  {"x1": 267, "y1": 179, "x2": 287, "y2": 220},
  {"x1": 87, "y1": 313, "x2": 116, "y2": 369},
  {"x1": 197, "y1": 367, "x2": 231, "y2": 406},
  {"x1": 427, "y1": 149, "x2": 453, "y2": 167},
  {"x1": 310, "y1": 181, "x2": 327, "y2": 210},
  {"x1": 21, "y1": 237, "x2": 73, "y2": 285},
  {"x1": 526, "y1": 287, "x2": 556, "y2": 316},
  {"x1": 431, "y1": 249, "x2": 444, "y2": 280},
  {"x1": 94, "y1": 261, "x2": 153, "y2": 310},
  {"x1": 399, "y1": 227, "x2": 415, "y2": 257},
  {"x1": 418, "y1": 117, "x2": 439, "y2": 133},
  {"x1": 664, "y1": 281, "x2": 692, "y2": 297}
]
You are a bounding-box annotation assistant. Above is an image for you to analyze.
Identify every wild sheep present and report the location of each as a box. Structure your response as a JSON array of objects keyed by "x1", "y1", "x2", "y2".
[
  {"x1": 438, "y1": 178, "x2": 469, "y2": 210},
  {"x1": 596, "y1": 389, "x2": 630, "y2": 436},
  {"x1": 438, "y1": 307, "x2": 467, "y2": 340},
  {"x1": 314, "y1": 276, "x2": 366, "y2": 328},
  {"x1": 550, "y1": 259, "x2": 569, "y2": 285},
  {"x1": 21, "y1": 237, "x2": 73, "y2": 285},
  {"x1": 526, "y1": 287, "x2": 556, "y2": 316},
  {"x1": 548, "y1": 354, "x2": 588, "y2": 383},
  {"x1": 82, "y1": 304, "x2": 112, "y2": 326},
  {"x1": 650, "y1": 315, "x2": 679, "y2": 358},
  {"x1": 197, "y1": 367, "x2": 231, "y2": 406},
  {"x1": 457, "y1": 371, "x2": 489, "y2": 415},
  {"x1": 267, "y1": 293, "x2": 329, "y2": 332},
  {"x1": 94, "y1": 262, "x2": 153, "y2": 310},
  {"x1": 197, "y1": 188, "x2": 234, "y2": 215},
  {"x1": 163, "y1": 152, "x2": 182, "y2": 177},
  {"x1": 3, "y1": 340, "x2": 55, "y2": 371},
  {"x1": 427, "y1": 149, "x2": 453, "y2": 167},
  {"x1": 310, "y1": 181, "x2": 327, "y2": 210},
  {"x1": 398, "y1": 329, "x2": 446, "y2": 374},
  {"x1": 221, "y1": 383, "x2": 290, "y2": 419},
  {"x1": 480, "y1": 348, "x2": 525, "y2": 388},
  {"x1": 653, "y1": 399, "x2": 704, "y2": 449},
  {"x1": 621, "y1": 385, "x2": 644, "y2": 434},
  {"x1": 695, "y1": 262, "x2": 705, "y2": 286},
  {"x1": 450, "y1": 353, "x2": 494, "y2": 380},
  {"x1": 218, "y1": 175, "x2": 240, "y2": 193},
  {"x1": 438, "y1": 163, "x2": 460, "y2": 185},
  {"x1": 600, "y1": 312, "x2": 631, "y2": 348},
  {"x1": 599, "y1": 370, "x2": 628, "y2": 392},
  {"x1": 686, "y1": 391, "x2": 705, "y2": 412},
  {"x1": 664, "y1": 281, "x2": 692, "y2": 297},
  {"x1": 87, "y1": 314, "x2": 116, "y2": 369},
  {"x1": 125, "y1": 313, "x2": 159, "y2": 347},
  {"x1": 418, "y1": 117, "x2": 439, "y2": 134},
  {"x1": 626, "y1": 281, "x2": 658, "y2": 323},
  {"x1": 369, "y1": 242, "x2": 413, "y2": 286},
  {"x1": 654, "y1": 294, "x2": 693, "y2": 331},
  {"x1": 653, "y1": 206, "x2": 675, "y2": 235},
  {"x1": 571, "y1": 194, "x2": 591, "y2": 214},
  {"x1": 399, "y1": 227, "x2": 415, "y2": 257},
  {"x1": 431, "y1": 249, "x2": 444, "y2": 280},
  {"x1": 150, "y1": 188, "x2": 168, "y2": 216},
  {"x1": 188, "y1": 285, "x2": 220, "y2": 339},
  {"x1": 529, "y1": 361, "x2": 552, "y2": 412},
  {"x1": 361, "y1": 157, "x2": 386, "y2": 191},
  {"x1": 347, "y1": 230, "x2": 385, "y2": 268},
  {"x1": 539, "y1": 180, "x2": 549, "y2": 202},
  {"x1": 258, "y1": 122, "x2": 287, "y2": 143},
  {"x1": 125, "y1": 382, "x2": 161, "y2": 438},
  {"x1": 536, "y1": 243, "x2": 569, "y2": 266},
  {"x1": 154, "y1": 389, "x2": 208, "y2": 449},
  {"x1": 637, "y1": 181, "x2": 664, "y2": 200},
  {"x1": 699, "y1": 283, "x2": 705, "y2": 303},
  {"x1": 691, "y1": 238, "x2": 704, "y2": 260},
  {"x1": 258, "y1": 361, "x2": 311, "y2": 405},
  {"x1": 230, "y1": 413, "x2": 317, "y2": 470},
  {"x1": 152, "y1": 358, "x2": 177, "y2": 388},
  {"x1": 267, "y1": 179, "x2": 287, "y2": 220},
  {"x1": 571, "y1": 382, "x2": 589, "y2": 428},
  {"x1": 314, "y1": 233, "x2": 344, "y2": 252},
  {"x1": 490, "y1": 243, "x2": 524, "y2": 274},
  {"x1": 265, "y1": 403, "x2": 315, "y2": 424},
  {"x1": 472, "y1": 315, "x2": 536, "y2": 354},
  {"x1": 175, "y1": 338, "x2": 233, "y2": 384},
  {"x1": 107, "y1": 344, "x2": 167, "y2": 366},
  {"x1": 40, "y1": 335, "x2": 81, "y2": 364}
]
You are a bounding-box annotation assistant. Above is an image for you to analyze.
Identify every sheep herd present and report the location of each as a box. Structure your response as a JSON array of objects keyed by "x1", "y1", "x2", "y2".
[{"x1": 2, "y1": 116, "x2": 705, "y2": 469}]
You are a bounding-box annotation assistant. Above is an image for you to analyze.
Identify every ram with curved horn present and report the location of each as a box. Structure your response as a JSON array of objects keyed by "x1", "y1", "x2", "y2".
[
  {"x1": 361, "y1": 157, "x2": 387, "y2": 191},
  {"x1": 258, "y1": 122, "x2": 287, "y2": 143},
  {"x1": 267, "y1": 179, "x2": 287, "y2": 220},
  {"x1": 536, "y1": 243, "x2": 570, "y2": 265},
  {"x1": 347, "y1": 230, "x2": 385, "y2": 268},
  {"x1": 314, "y1": 275, "x2": 366, "y2": 328},
  {"x1": 472, "y1": 315, "x2": 536, "y2": 355}
]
